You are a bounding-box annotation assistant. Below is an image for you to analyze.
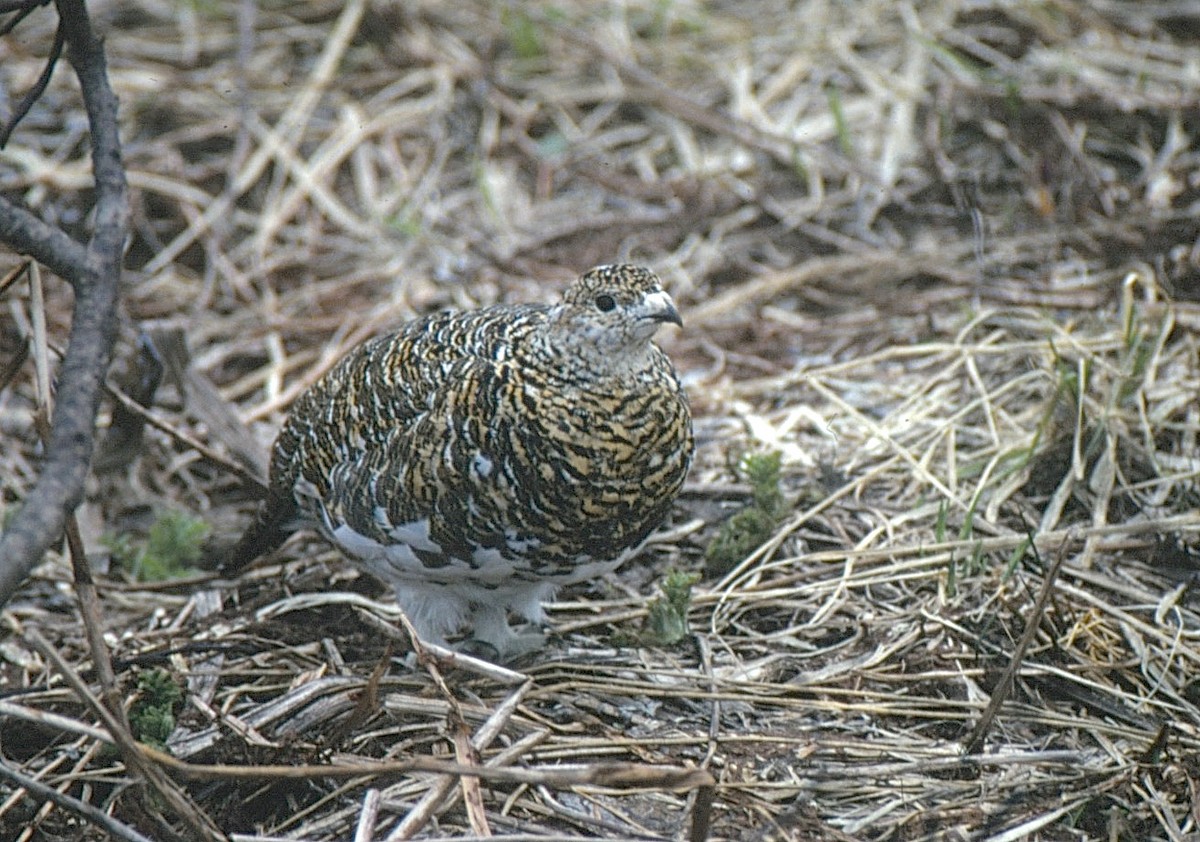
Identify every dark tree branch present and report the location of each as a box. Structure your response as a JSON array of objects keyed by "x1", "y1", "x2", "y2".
[
  {"x1": 0, "y1": 196, "x2": 90, "y2": 279},
  {"x1": 0, "y1": 15, "x2": 63, "y2": 146},
  {"x1": 0, "y1": 0, "x2": 128, "y2": 607},
  {"x1": 0, "y1": 1, "x2": 48, "y2": 37}
]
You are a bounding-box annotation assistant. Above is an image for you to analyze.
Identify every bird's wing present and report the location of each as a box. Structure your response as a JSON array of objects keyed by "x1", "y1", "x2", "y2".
[
  {"x1": 293, "y1": 353, "x2": 523, "y2": 566},
  {"x1": 272, "y1": 306, "x2": 544, "y2": 492}
]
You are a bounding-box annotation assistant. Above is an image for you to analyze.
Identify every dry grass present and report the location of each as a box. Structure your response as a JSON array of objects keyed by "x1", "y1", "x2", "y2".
[{"x1": 3, "y1": 0, "x2": 1200, "y2": 839}]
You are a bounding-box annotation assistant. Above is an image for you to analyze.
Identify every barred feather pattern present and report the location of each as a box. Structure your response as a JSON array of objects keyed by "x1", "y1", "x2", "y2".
[{"x1": 224, "y1": 265, "x2": 694, "y2": 655}]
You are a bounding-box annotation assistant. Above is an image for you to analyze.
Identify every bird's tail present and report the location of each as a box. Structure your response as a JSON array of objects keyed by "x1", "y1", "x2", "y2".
[{"x1": 216, "y1": 496, "x2": 295, "y2": 572}]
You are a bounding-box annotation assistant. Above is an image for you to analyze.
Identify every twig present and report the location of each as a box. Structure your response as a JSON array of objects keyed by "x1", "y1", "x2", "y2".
[
  {"x1": 387, "y1": 680, "x2": 532, "y2": 840},
  {"x1": 689, "y1": 633, "x2": 718, "y2": 842},
  {"x1": 24, "y1": 627, "x2": 227, "y2": 842},
  {"x1": 353, "y1": 789, "x2": 382, "y2": 842},
  {"x1": 962, "y1": 534, "x2": 1068, "y2": 755},
  {"x1": 352, "y1": 607, "x2": 530, "y2": 685},
  {"x1": 0, "y1": 758, "x2": 158, "y2": 842},
  {"x1": 0, "y1": 699, "x2": 113, "y2": 744},
  {"x1": 534, "y1": 785, "x2": 655, "y2": 838},
  {"x1": 28, "y1": 261, "x2": 129, "y2": 744},
  {"x1": 136, "y1": 741, "x2": 716, "y2": 791},
  {"x1": 323, "y1": 643, "x2": 392, "y2": 749},
  {"x1": 0, "y1": 1, "x2": 47, "y2": 41},
  {"x1": 388, "y1": 609, "x2": 488, "y2": 839},
  {"x1": 0, "y1": 196, "x2": 90, "y2": 281},
  {"x1": 454, "y1": 719, "x2": 491, "y2": 838},
  {"x1": 0, "y1": 15, "x2": 64, "y2": 147},
  {"x1": 104, "y1": 382, "x2": 269, "y2": 492}
]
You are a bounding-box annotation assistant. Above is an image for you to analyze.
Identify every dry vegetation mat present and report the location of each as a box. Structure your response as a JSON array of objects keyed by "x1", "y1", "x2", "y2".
[{"x1": 3, "y1": 1, "x2": 1200, "y2": 839}]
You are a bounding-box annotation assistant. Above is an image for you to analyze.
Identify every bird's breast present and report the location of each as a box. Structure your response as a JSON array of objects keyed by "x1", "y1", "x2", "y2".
[{"x1": 495, "y1": 375, "x2": 690, "y2": 532}]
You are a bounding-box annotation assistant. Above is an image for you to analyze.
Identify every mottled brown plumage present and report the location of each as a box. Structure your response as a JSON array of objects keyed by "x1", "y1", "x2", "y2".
[{"x1": 224, "y1": 265, "x2": 693, "y2": 655}]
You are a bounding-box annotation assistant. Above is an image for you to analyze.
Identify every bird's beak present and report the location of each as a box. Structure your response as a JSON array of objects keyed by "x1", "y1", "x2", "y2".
[{"x1": 644, "y1": 291, "x2": 683, "y2": 327}]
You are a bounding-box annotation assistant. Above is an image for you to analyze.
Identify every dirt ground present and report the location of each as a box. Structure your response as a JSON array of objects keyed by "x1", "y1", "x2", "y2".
[{"x1": 3, "y1": 1, "x2": 1200, "y2": 840}]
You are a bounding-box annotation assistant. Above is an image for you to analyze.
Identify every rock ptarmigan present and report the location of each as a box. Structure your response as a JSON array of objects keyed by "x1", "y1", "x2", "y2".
[{"x1": 223, "y1": 265, "x2": 694, "y2": 657}]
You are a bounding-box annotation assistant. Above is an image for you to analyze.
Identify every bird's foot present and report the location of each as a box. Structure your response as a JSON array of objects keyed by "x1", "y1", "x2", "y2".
[{"x1": 461, "y1": 623, "x2": 546, "y2": 662}]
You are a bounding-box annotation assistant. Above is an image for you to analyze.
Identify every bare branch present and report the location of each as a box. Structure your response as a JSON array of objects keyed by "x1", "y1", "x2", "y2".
[
  {"x1": 0, "y1": 1, "x2": 48, "y2": 37},
  {"x1": 0, "y1": 15, "x2": 63, "y2": 147},
  {"x1": 0, "y1": 0, "x2": 128, "y2": 607},
  {"x1": 0, "y1": 196, "x2": 90, "y2": 280}
]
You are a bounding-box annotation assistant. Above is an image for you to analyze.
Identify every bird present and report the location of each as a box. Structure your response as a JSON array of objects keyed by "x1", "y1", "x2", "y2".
[{"x1": 222, "y1": 264, "x2": 694, "y2": 658}]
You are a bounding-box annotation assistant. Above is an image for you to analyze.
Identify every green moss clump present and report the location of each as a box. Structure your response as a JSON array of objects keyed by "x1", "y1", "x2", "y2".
[
  {"x1": 501, "y1": 8, "x2": 545, "y2": 60},
  {"x1": 639, "y1": 570, "x2": 701, "y2": 646},
  {"x1": 130, "y1": 669, "x2": 185, "y2": 751},
  {"x1": 705, "y1": 451, "x2": 786, "y2": 577}
]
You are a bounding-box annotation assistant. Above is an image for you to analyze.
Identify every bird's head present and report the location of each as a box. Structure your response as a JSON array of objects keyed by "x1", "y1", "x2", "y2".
[{"x1": 550, "y1": 265, "x2": 682, "y2": 363}]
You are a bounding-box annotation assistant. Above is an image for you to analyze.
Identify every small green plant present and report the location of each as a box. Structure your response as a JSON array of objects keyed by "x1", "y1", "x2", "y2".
[
  {"x1": 130, "y1": 669, "x2": 185, "y2": 751},
  {"x1": 705, "y1": 450, "x2": 786, "y2": 576},
  {"x1": 635, "y1": 0, "x2": 708, "y2": 38},
  {"x1": 501, "y1": 8, "x2": 545, "y2": 60},
  {"x1": 638, "y1": 570, "x2": 701, "y2": 646},
  {"x1": 824, "y1": 85, "x2": 853, "y2": 156},
  {"x1": 105, "y1": 510, "x2": 210, "y2": 582},
  {"x1": 385, "y1": 208, "x2": 423, "y2": 238}
]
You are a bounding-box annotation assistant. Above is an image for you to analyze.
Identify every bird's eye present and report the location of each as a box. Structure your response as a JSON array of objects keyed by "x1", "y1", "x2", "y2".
[{"x1": 594, "y1": 294, "x2": 616, "y2": 312}]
